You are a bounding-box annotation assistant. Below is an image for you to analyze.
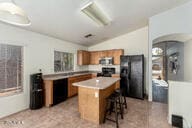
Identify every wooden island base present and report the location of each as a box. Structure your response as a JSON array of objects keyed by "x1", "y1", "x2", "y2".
[{"x1": 78, "y1": 81, "x2": 119, "y2": 124}]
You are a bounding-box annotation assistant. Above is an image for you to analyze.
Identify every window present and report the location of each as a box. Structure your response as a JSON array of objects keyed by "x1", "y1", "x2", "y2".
[
  {"x1": 54, "y1": 51, "x2": 74, "y2": 72},
  {"x1": 152, "y1": 47, "x2": 163, "y2": 56},
  {"x1": 0, "y1": 44, "x2": 23, "y2": 95}
]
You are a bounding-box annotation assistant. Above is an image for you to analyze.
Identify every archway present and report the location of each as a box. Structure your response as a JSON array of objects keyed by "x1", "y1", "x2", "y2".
[{"x1": 150, "y1": 33, "x2": 192, "y2": 103}]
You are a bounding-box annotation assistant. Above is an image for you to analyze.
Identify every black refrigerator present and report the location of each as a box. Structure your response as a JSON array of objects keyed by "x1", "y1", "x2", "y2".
[{"x1": 120, "y1": 55, "x2": 144, "y2": 99}]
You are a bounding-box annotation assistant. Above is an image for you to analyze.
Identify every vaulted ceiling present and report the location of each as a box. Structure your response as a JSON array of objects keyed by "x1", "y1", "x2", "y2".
[{"x1": 11, "y1": 0, "x2": 192, "y2": 46}]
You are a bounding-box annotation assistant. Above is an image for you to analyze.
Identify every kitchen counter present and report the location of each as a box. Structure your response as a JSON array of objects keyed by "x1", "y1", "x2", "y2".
[
  {"x1": 43, "y1": 73, "x2": 93, "y2": 107},
  {"x1": 43, "y1": 72, "x2": 93, "y2": 80},
  {"x1": 43, "y1": 71, "x2": 120, "y2": 80},
  {"x1": 74, "y1": 77, "x2": 120, "y2": 124},
  {"x1": 42, "y1": 71, "x2": 120, "y2": 107},
  {"x1": 73, "y1": 77, "x2": 120, "y2": 89}
]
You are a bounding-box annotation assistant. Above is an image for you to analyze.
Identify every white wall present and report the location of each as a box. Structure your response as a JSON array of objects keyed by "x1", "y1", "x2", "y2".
[
  {"x1": 0, "y1": 23, "x2": 88, "y2": 118},
  {"x1": 149, "y1": 1, "x2": 192, "y2": 101},
  {"x1": 168, "y1": 81, "x2": 192, "y2": 127},
  {"x1": 184, "y1": 39, "x2": 192, "y2": 81},
  {"x1": 88, "y1": 27, "x2": 149, "y2": 94}
]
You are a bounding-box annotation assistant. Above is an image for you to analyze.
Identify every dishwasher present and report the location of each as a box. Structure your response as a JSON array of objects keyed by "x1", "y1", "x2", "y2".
[{"x1": 53, "y1": 78, "x2": 68, "y2": 105}]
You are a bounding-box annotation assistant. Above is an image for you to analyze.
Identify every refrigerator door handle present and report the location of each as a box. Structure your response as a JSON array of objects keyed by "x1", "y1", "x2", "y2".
[
  {"x1": 129, "y1": 65, "x2": 131, "y2": 80},
  {"x1": 36, "y1": 89, "x2": 43, "y2": 92}
]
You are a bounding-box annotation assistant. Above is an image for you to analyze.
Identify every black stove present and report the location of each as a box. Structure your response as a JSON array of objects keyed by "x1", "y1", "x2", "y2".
[{"x1": 97, "y1": 67, "x2": 116, "y2": 77}]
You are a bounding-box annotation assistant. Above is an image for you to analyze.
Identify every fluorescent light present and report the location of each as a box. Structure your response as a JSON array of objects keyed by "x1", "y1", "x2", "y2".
[
  {"x1": 0, "y1": 2, "x2": 30, "y2": 26},
  {"x1": 81, "y1": 2, "x2": 110, "y2": 26}
]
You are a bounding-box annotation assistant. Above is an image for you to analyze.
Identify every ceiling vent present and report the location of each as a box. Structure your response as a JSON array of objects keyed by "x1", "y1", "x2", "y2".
[{"x1": 84, "y1": 34, "x2": 94, "y2": 38}]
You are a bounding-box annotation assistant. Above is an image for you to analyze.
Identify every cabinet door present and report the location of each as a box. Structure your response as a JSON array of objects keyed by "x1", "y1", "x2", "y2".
[
  {"x1": 107, "y1": 50, "x2": 113, "y2": 57},
  {"x1": 81, "y1": 74, "x2": 92, "y2": 81},
  {"x1": 90, "y1": 52, "x2": 99, "y2": 65},
  {"x1": 68, "y1": 74, "x2": 92, "y2": 97},
  {"x1": 77, "y1": 50, "x2": 83, "y2": 65},
  {"x1": 113, "y1": 49, "x2": 124, "y2": 65},
  {"x1": 92, "y1": 73, "x2": 97, "y2": 78},
  {"x1": 83, "y1": 51, "x2": 90, "y2": 65},
  {"x1": 90, "y1": 52, "x2": 95, "y2": 64},
  {"x1": 100, "y1": 51, "x2": 107, "y2": 58},
  {"x1": 112, "y1": 74, "x2": 120, "y2": 78},
  {"x1": 72, "y1": 80, "x2": 78, "y2": 97},
  {"x1": 68, "y1": 79, "x2": 77, "y2": 97},
  {"x1": 77, "y1": 50, "x2": 90, "y2": 65}
]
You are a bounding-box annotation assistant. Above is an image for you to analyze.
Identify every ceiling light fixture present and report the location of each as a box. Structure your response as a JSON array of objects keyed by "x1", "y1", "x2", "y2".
[
  {"x1": 0, "y1": 0, "x2": 31, "y2": 26},
  {"x1": 81, "y1": 1, "x2": 111, "y2": 26}
]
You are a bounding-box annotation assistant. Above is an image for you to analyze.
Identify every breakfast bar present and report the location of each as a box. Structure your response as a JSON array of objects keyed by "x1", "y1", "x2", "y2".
[{"x1": 73, "y1": 77, "x2": 120, "y2": 124}]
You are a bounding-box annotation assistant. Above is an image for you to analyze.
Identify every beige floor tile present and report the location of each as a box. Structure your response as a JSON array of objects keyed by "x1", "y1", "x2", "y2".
[{"x1": 0, "y1": 97, "x2": 172, "y2": 128}]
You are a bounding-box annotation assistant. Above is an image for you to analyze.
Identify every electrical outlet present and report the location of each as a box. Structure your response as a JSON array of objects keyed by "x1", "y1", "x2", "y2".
[{"x1": 95, "y1": 92, "x2": 98, "y2": 98}]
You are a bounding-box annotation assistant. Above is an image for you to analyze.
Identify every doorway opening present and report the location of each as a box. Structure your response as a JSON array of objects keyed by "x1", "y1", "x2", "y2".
[
  {"x1": 152, "y1": 41, "x2": 184, "y2": 103},
  {"x1": 151, "y1": 33, "x2": 192, "y2": 104}
]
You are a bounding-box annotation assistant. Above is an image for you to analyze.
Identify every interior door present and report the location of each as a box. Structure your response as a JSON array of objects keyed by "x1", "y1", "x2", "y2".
[{"x1": 129, "y1": 55, "x2": 144, "y2": 99}]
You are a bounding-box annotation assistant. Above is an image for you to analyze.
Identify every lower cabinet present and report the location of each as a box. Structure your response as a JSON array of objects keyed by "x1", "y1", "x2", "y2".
[
  {"x1": 92, "y1": 73, "x2": 97, "y2": 78},
  {"x1": 112, "y1": 74, "x2": 120, "y2": 88},
  {"x1": 43, "y1": 74, "x2": 92, "y2": 107},
  {"x1": 43, "y1": 79, "x2": 68, "y2": 107},
  {"x1": 44, "y1": 73, "x2": 120, "y2": 107},
  {"x1": 68, "y1": 74, "x2": 92, "y2": 97}
]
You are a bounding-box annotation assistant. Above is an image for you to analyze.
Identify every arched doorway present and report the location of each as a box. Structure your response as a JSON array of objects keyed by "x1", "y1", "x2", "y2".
[{"x1": 151, "y1": 33, "x2": 192, "y2": 103}]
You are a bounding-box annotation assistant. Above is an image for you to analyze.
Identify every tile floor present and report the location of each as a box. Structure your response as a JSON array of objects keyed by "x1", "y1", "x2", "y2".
[{"x1": 0, "y1": 97, "x2": 173, "y2": 128}]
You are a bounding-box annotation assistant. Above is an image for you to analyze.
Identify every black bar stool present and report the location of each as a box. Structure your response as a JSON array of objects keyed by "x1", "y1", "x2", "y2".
[
  {"x1": 115, "y1": 88, "x2": 127, "y2": 109},
  {"x1": 103, "y1": 92, "x2": 124, "y2": 128}
]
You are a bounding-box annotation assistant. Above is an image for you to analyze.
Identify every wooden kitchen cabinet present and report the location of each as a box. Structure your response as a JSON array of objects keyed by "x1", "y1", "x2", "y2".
[
  {"x1": 43, "y1": 80, "x2": 53, "y2": 107},
  {"x1": 92, "y1": 73, "x2": 97, "y2": 78},
  {"x1": 112, "y1": 74, "x2": 120, "y2": 88},
  {"x1": 77, "y1": 50, "x2": 90, "y2": 65},
  {"x1": 90, "y1": 51, "x2": 100, "y2": 65},
  {"x1": 113, "y1": 49, "x2": 124, "y2": 65},
  {"x1": 100, "y1": 51, "x2": 107, "y2": 58},
  {"x1": 68, "y1": 78, "x2": 78, "y2": 97},
  {"x1": 78, "y1": 49, "x2": 124, "y2": 65},
  {"x1": 43, "y1": 79, "x2": 68, "y2": 107},
  {"x1": 68, "y1": 74, "x2": 92, "y2": 97},
  {"x1": 106, "y1": 50, "x2": 113, "y2": 57},
  {"x1": 43, "y1": 74, "x2": 92, "y2": 107},
  {"x1": 112, "y1": 74, "x2": 120, "y2": 78}
]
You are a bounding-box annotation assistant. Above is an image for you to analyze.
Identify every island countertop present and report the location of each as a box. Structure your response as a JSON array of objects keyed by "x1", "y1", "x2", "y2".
[{"x1": 72, "y1": 77, "x2": 120, "y2": 90}]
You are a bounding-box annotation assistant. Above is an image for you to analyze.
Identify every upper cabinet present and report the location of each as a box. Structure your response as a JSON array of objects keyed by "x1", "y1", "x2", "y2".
[
  {"x1": 77, "y1": 50, "x2": 90, "y2": 65},
  {"x1": 90, "y1": 51, "x2": 100, "y2": 65},
  {"x1": 77, "y1": 49, "x2": 124, "y2": 65},
  {"x1": 113, "y1": 49, "x2": 124, "y2": 65},
  {"x1": 106, "y1": 50, "x2": 113, "y2": 57}
]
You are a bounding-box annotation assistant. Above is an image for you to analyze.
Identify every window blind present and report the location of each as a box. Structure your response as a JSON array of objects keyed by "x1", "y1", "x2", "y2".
[
  {"x1": 54, "y1": 51, "x2": 74, "y2": 72},
  {"x1": 0, "y1": 44, "x2": 23, "y2": 94}
]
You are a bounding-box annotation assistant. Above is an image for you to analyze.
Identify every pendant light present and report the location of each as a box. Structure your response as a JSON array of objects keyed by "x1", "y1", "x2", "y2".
[{"x1": 0, "y1": 0, "x2": 31, "y2": 26}]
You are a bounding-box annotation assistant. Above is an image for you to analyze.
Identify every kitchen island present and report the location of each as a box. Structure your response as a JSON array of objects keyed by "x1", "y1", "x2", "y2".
[{"x1": 73, "y1": 77, "x2": 120, "y2": 124}]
